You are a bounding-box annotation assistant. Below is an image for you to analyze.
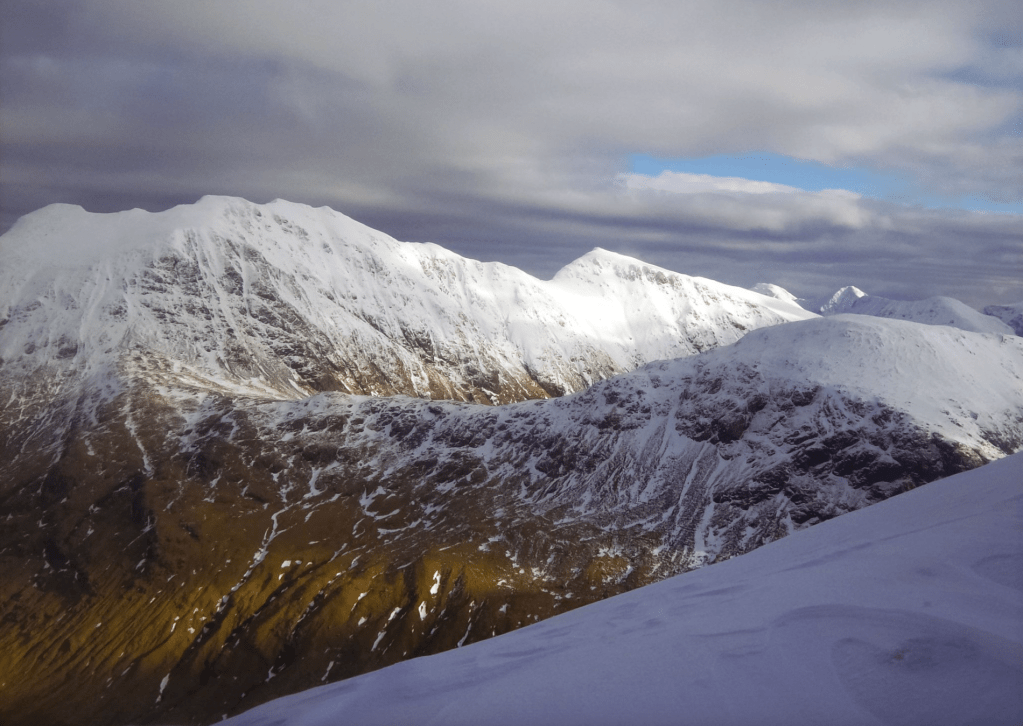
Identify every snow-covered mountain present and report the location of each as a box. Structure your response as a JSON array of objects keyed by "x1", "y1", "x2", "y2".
[
  {"x1": 0, "y1": 196, "x2": 812, "y2": 409},
  {"x1": 222, "y1": 452, "x2": 1023, "y2": 726},
  {"x1": 2, "y1": 198, "x2": 1021, "y2": 726},
  {"x1": 820, "y1": 285, "x2": 1012, "y2": 334},
  {"x1": 749, "y1": 281, "x2": 814, "y2": 311},
  {"x1": 985, "y1": 301, "x2": 1023, "y2": 336},
  {"x1": 820, "y1": 284, "x2": 867, "y2": 314}
]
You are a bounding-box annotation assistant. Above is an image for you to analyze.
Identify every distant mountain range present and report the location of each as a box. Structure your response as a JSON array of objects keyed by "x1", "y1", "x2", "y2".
[
  {"x1": 1, "y1": 198, "x2": 1020, "y2": 726},
  {"x1": 818, "y1": 285, "x2": 1013, "y2": 334},
  {"x1": 754, "y1": 280, "x2": 1019, "y2": 335}
]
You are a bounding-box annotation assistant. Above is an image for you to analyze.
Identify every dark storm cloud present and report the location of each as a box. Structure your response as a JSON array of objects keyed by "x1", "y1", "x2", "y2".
[{"x1": 2, "y1": 0, "x2": 1021, "y2": 307}]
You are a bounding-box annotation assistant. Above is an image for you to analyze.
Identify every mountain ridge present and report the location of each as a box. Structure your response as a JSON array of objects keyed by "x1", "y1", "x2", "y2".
[
  {"x1": 0, "y1": 197, "x2": 814, "y2": 408},
  {"x1": 3, "y1": 313, "x2": 1020, "y2": 725}
]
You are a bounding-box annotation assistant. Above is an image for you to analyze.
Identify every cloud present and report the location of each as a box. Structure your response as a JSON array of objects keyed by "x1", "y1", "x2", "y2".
[
  {"x1": 621, "y1": 172, "x2": 815, "y2": 196},
  {"x1": 618, "y1": 171, "x2": 872, "y2": 228},
  {"x1": 1, "y1": 0, "x2": 1021, "y2": 307}
]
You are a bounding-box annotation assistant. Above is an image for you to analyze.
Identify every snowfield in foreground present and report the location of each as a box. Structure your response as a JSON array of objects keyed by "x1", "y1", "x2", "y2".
[{"x1": 225, "y1": 453, "x2": 1023, "y2": 726}]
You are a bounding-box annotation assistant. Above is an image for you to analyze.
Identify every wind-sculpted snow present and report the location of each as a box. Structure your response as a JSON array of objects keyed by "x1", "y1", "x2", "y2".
[
  {"x1": 0, "y1": 196, "x2": 813, "y2": 413},
  {"x1": 221, "y1": 452, "x2": 1023, "y2": 726},
  {"x1": 821, "y1": 286, "x2": 1012, "y2": 334}
]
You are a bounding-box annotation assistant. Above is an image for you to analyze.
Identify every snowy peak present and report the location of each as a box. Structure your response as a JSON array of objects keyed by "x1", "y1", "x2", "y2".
[
  {"x1": 549, "y1": 248, "x2": 816, "y2": 348},
  {"x1": 750, "y1": 282, "x2": 798, "y2": 304},
  {"x1": 749, "y1": 282, "x2": 814, "y2": 311},
  {"x1": 819, "y1": 286, "x2": 1013, "y2": 334},
  {"x1": 819, "y1": 285, "x2": 867, "y2": 314},
  {"x1": 551, "y1": 246, "x2": 641, "y2": 275}
]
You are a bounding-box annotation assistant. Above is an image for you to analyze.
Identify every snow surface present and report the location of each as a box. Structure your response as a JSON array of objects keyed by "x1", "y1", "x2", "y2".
[
  {"x1": 223, "y1": 453, "x2": 1023, "y2": 726},
  {"x1": 684, "y1": 313, "x2": 1023, "y2": 454},
  {"x1": 821, "y1": 287, "x2": 1012, "y2": 334}
]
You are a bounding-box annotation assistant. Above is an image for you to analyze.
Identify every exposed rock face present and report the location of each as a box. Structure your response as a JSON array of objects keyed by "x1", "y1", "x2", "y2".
[{"x1": 2, "y1": 310, "x2": 1022, "y2": 725}]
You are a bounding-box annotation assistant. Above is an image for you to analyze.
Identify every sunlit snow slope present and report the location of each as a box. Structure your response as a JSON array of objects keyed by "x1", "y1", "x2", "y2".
[{"x1": 224, "y1": 453, "x2": 1023, "y2": 726}]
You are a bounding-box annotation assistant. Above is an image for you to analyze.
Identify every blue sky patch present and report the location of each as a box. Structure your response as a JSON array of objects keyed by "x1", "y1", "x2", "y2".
[{"x1": 629, "y1": 153, "x2": 1023, "y2": 214}]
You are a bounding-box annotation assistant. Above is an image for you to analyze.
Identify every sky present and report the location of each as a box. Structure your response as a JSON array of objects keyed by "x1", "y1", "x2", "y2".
[{"x1": 2, "y1": 0, "x2": 1021, "y2": 307}]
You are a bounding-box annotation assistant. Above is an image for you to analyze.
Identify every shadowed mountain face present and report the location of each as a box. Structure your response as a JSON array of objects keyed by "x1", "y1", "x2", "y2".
[
  {"x1": 985, "y1": 302, "x2": 1023, "y2": 336},
  {"x1": 1, "y1": 200, "x2": 1021, "y2": 726}
]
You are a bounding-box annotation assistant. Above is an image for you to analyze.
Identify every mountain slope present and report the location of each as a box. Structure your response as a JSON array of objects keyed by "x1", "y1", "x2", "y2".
[
  {"x1": 222, "y1": 452, "x2": 1023, "y2": 726},
  {"x1": 820, "y1": 286, "x2": 1012, "y2": 334},
  {"x1": 2, "y1": 198, "x2": 1020, "y2": 726},
  {"x1": 2, "y1": 314, "x2": 1021, "y2": 725}
]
